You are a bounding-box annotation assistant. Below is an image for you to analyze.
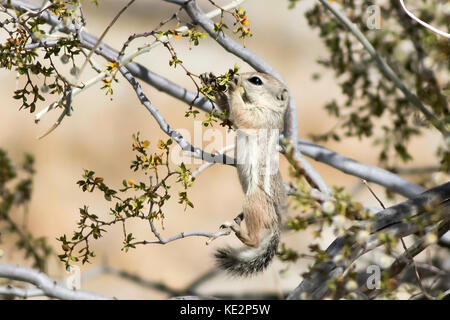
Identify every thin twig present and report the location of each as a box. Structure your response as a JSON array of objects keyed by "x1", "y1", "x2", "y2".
[
  {"x1": 400, "y1": 237, "x2": 436, "y2": 300},
  {"x1": 399, "y1": 0, "x2": 450, "y2": 38},
  {"x1": 362, "y1": 180, "x2": 386, "y2": 209},
  {"x1": 133, "y1": 220, "x2": 231, "y2": 245},
  {"x1": 77, "y1": 0, "x2": 136, "y2": 78}
]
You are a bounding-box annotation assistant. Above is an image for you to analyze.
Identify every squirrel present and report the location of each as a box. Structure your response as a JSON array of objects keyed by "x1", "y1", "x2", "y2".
[{"x1": 201, "y1": 71, "x2": 289, "y2": 276}]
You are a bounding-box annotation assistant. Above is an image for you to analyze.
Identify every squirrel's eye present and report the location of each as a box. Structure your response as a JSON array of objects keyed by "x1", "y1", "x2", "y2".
[{"x1": 248, "y1": 76, "x2": 263, "y2": 85}]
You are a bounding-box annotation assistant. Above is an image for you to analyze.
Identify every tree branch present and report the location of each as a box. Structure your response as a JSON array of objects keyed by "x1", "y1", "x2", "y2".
[
  {"x1": 191, "y1": 144, "x2": 235, "y2": 178},
  {"x1": 0, "y1": 263, "x2": 110, "y2": 300},
  {"x1": 81, "y1": 264, "x2": 221, "y2": 297},
  {"x1": 297, "y1": 139, "x2": 425, "y2": 198},
  {"x1": 0, "y1": 286, "x2": 44, "y2": 299},
  {"x1": 287, "y1": 182, "x2": 450, "y2": 300}
]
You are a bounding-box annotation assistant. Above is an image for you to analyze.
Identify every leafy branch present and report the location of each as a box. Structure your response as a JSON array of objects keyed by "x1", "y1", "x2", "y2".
[{"x1": 57, "y1": 133, "x2": 197, "y2": 267}]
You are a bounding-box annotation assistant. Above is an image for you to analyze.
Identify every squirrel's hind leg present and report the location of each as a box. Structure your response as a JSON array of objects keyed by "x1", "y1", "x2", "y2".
[
  {"x1": 234, "y1": 229, "x2": 261, "y2": 248},
  {"x1": 219, "y1": 214, "x2": 260, "y2": 248}
]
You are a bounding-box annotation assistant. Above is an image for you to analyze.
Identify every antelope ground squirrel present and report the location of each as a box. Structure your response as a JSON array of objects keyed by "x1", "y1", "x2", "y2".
[{"x1": 202, "y1": 71, "x2": 289, "y2": 276}]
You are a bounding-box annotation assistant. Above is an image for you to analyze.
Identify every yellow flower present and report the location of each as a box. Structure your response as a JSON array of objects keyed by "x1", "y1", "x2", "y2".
[
  {"x1": 172, "y1": 31, "x2": 181, "y2": 40},
  {"x1": 108, "y1": 61, "x2": 119, "y2": 69}
]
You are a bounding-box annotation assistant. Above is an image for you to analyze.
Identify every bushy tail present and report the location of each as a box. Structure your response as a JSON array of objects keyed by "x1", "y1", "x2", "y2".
[{"x1": 214, "y1": 231, "x2": 279, "y2": 277}]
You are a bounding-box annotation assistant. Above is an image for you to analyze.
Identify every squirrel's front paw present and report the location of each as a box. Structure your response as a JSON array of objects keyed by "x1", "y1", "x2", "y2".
[{"x1": 200, "y1": 72, "x2": 216, "y2": 87}]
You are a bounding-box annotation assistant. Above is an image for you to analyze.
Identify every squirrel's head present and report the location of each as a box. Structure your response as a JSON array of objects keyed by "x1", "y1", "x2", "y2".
[{"x1": 229, "y1": 72, "x2": 289, "y2": 129}]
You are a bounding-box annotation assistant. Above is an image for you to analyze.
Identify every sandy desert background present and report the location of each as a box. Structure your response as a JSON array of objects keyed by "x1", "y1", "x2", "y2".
[{"x1": 0, "y1": 0, "x2": 445, "y2": 299}]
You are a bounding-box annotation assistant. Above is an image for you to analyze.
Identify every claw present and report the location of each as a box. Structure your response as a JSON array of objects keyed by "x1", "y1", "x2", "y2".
[{"x1": 200, "y1": 72, "x2": 216, "y2": 87}]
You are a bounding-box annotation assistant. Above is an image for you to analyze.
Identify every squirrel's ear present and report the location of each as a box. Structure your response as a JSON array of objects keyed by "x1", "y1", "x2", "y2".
[{"x1": 276, "y1": 89, "x2": 289, "y2": 102}]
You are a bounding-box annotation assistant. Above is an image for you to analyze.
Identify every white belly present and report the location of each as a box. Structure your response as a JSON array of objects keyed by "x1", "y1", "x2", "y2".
[{"x1": 235, "y1": 129, "x2": 279, "y2": 196}]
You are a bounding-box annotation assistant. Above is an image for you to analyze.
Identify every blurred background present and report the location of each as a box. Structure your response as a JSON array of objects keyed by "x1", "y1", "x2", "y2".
[{"x1": 0, "y1": 0, "x2": 444, "y2": 299}]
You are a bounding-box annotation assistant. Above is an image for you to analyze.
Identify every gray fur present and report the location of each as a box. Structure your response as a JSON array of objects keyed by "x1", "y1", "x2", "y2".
[{"x1": 214, "y1": 231, "x2": 280, "y2": 277}]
